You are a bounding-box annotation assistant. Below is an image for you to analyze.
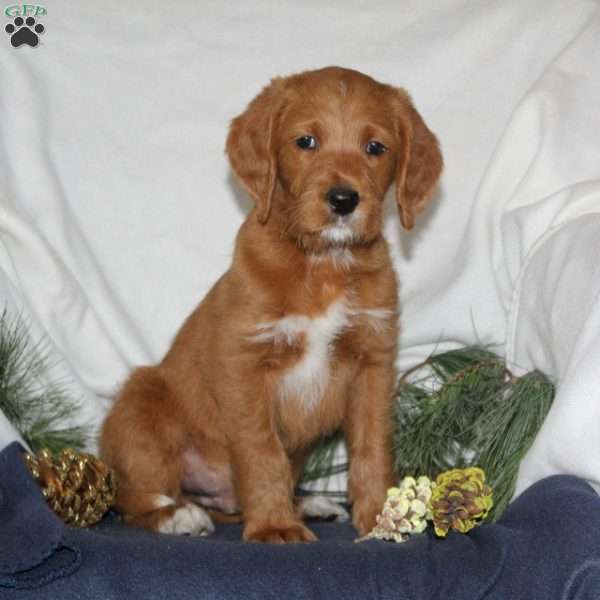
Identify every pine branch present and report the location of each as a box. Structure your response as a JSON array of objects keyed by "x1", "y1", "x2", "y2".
[
  {"x1": 301, "y1": 346, "x2": 554, "y2": 522},
  {"x1": 0, "y1": 310, "x2": 90, "y2": 452},
  {"x1": 393, "y1": 347, "x2": 554, "y2": 521}
]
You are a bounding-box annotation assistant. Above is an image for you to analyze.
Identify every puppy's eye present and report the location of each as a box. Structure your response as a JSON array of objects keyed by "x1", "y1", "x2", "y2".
[
  {"x1": 296, "y1": 135, "x2": 318, "y2": 150},
  {"x1": 365, "y1": 140, "x2": 387, "y2": 156}
]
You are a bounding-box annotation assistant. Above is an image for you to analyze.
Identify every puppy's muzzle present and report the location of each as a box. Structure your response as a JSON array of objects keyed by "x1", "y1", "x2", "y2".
[{"x1": 326, "y1": 187, "x2": 359, "y2": 216}]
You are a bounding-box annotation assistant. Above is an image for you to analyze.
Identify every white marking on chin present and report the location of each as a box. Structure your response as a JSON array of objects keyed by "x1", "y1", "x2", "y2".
[
  {"x1": 298, "y1": 496, "x2": 349, "y2": 522},
  {"x1": 159, "y1": 504, "x2": 215, "y2": 536},
  {"x1": 320, "y1": 223, "x2": 356, "y2": 244},
  {"x1": 320, "y1": 213, "x2": 363, "y2": 246}
]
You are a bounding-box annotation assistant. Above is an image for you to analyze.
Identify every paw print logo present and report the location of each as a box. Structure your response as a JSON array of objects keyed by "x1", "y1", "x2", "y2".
[{"x1": 5, "y1": 16, "x2": 45, "y2": 47}]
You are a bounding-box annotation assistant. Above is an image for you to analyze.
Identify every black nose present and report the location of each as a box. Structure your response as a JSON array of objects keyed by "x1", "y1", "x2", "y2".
[{"x1": 326, "y1": 187, "x2": 359, "y2": 216}]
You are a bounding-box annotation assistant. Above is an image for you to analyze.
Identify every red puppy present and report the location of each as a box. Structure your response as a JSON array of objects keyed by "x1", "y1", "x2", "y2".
[{"x1": 100, "y1": 66, "x2": 442, "y2": 542}]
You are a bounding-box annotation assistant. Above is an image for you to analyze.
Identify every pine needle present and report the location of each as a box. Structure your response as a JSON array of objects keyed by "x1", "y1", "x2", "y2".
[
  {"x1": 301, "y1": 346, "x2": 554, "y2": 522},
  {"x1": 393, "y1": 347, "x2": 554, "y2": 521},
  {"x1": 0, "y1": 310, "x2": 90, "y2": 453}
]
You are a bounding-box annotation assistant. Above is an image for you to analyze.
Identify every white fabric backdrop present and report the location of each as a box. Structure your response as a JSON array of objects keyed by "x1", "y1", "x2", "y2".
[{"x1": 1, "y1": 1, "x2": 599, "y2": 497}]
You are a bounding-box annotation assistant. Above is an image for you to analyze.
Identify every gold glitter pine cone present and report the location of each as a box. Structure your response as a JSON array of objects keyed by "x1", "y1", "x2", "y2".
[
  {"x1": 24, "y1": 448, "x2": 117, "y2": 527},
  {"x1": 430, "y1": 467, "x2": 493, "y2": 537}
]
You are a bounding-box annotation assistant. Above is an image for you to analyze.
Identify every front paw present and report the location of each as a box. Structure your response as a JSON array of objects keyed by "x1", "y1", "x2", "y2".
[{"x1": 244, "y1": 520, "x2": 317, "y2": 544}]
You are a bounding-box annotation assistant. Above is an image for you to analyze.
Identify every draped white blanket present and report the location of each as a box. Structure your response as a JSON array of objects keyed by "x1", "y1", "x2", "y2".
[{"x1": 1, "y1": 0, "x2": 599, "y2": 497}]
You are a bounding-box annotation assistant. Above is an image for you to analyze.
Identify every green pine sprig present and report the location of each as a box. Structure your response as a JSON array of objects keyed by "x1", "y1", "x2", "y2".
[
  {"x1": 392, "y1": 347, "x2": 554, "y2": 521},
  {"x1": 301, "y1": 346, "x2": 554, "y2": 522},
  {"x1": 0, "y1": 309, "x2": 90, "y2": 453}
]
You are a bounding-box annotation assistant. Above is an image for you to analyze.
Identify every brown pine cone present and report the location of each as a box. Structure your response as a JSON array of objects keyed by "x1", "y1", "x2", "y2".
[{"x1": 430, "y1": 467, "x2": 493, "y2": 537}]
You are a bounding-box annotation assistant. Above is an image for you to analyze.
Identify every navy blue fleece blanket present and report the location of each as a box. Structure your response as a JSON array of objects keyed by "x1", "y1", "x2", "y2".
[{"x1": 2, "y1": 441, "x2": 600, "y2": 599}]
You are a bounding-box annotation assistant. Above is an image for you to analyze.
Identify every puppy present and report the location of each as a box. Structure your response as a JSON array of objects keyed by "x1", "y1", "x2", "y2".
[{"x1": 100, "y1": 66, "x2": 442, "y2": 543}]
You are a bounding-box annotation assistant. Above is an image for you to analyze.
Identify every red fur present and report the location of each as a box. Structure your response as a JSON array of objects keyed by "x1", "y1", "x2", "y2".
[{"x1": 100, "y1": 67, "x2": 442, "y2": 542}]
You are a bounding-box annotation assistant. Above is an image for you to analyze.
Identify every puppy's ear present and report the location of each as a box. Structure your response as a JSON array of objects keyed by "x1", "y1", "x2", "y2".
[
  {"x1": 393, "y1": 89, "x2": 443, "y2": 230},
  {"x1": 226, "y1": 78, "x2": 285, "y2": 224}
]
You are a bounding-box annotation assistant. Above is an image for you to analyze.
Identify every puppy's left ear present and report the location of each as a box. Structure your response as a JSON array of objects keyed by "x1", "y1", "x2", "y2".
[
  {"x1": 226, "y1": 78, "x2": 285, "y2": 224},
  {"x1": 393, "y1": 89, "x2": 443, "y2": 230}
]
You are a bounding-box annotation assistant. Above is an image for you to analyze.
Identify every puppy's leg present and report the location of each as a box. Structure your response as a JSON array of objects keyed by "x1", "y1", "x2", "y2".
[
  {"x1": 344, "y1": 361, "x2": 396, "y2": 535},
  {"x1": 222, "y1": 386, "x2": 316, "y2": 543},
  {"x1": 100, "y1": 366, "x2": 214, "y2": 536},
  {"x1": 119, "y1": 492, "x2": 214, "y2": 535}
]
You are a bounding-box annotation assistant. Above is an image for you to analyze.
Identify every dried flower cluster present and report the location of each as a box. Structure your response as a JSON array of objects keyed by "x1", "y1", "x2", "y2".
[
  {"x1": 358, "y1": 467, "x2": 493, "y2": 543},
  {"x1": 357, "y1": 475, "x2": 434, "y2": 542}
]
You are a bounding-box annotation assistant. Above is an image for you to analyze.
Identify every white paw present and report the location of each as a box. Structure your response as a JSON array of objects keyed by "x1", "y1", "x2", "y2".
[
  {"x1": 159, "y1": 503, "x2": 215, "y2": 536},
  {"x1": 298, "y1": 496, "x2": 349, "y2": 522}
]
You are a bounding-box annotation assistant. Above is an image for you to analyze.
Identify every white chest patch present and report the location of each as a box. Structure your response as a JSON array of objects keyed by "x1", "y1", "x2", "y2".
[
  {"x1": 251, "y1": 299, "x2": 394, "y2": 410},
  {"x1": 252, "y1": 299, "x2": 348, "y2": 410}
]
